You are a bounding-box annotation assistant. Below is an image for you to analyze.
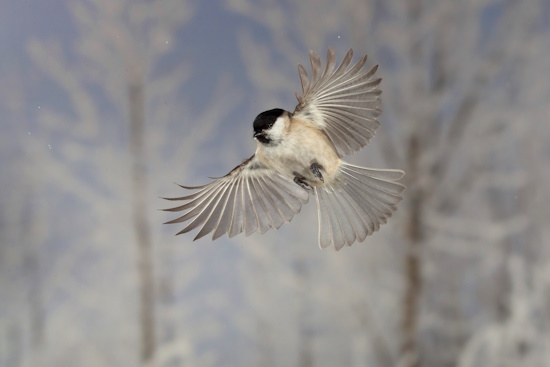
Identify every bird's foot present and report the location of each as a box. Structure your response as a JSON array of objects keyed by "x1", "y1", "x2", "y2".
[
  {"x1": 310, "y1": 163, "x2": 324, "y2": 182},
  {"x1": 294, "y1": 176, "x2": 311, "y2": 190}
]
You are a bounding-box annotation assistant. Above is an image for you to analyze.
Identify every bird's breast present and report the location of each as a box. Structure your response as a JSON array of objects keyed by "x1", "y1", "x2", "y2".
[{"x1": 257, "y1": 120, "x2": 340, "y2": 186}]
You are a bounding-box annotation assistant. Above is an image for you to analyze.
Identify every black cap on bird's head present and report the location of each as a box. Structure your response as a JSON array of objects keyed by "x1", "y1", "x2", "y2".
[
  {"x1": 253, "y1": 108, "x2": 285, "y2": 133},
  {"x1": 253, "y1": 108, "x2": 286, "y2": 145}
]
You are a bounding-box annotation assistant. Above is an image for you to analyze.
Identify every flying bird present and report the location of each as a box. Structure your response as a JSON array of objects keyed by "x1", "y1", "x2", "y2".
[{"x1": 164, "y1": 47, "x2": 405, "y2": 250}]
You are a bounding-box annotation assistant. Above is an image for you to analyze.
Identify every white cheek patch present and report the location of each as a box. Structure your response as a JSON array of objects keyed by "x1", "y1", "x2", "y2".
[{"x1": 267, "y1": 116, "x2": 287, "y2": 141}]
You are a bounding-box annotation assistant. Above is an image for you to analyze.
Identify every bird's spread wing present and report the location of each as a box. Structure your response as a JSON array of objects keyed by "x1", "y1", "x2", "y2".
[
  {"x1": 293, "y1": 47, "x2": 382, "y2": 157},
  {"x1": 163, "y1": 155, "x2": 309, "y2": 240}
]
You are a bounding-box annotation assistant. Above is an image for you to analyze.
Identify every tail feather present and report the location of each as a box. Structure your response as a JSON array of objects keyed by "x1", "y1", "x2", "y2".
[{"x1": 314, "y1": 162, "x2": 405, "y2": 250}]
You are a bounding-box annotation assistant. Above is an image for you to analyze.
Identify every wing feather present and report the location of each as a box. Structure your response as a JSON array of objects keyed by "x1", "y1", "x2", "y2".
[
  {"x1": 260, "y1": 176, "x2": 296, "y2": 221},
  {"x1": 241, "y1": 178, "x2": 258, "y2": 236},
  {"x1": 309, "y1": 50, "x2": 322, "y2": 87},
  {"x1": 164, "y1": 155, "x2": 309, "y2": 240},
  {"x1": 203, "y1": 182, "x2": 237, "y2": 234},
  {"x1": 294, "y1": 47, "x2": 383, "y2": 157},
  {"x1": 321, "y1": 47, "x2": 337, "y2": 80},
  {"x1": 210, "y1": 177, "x2": 239, "y2": 240},
  {"x1": 164, "y1": 181, "x2": 228, "y2": 225},
  {"x1": 298, "y1": 65, "x2": 310, "y2": 98},
  {"x1": 250, "y1": 177, "x2": 284, "y2": 229},
  {"x1": 246, "y1": 177, "x2": 272, "y2": 234},
  {"x1": 315, "y1": 188, "x2": 332, "y2": 249},
  {"x1": 228, "y1": 177, "x2": 245, "y2": 238},
  {"x1": 329, "y1": 190, "x2": 357, "y2": 245},
  {"x1": 178, "y1": 182, "x2": 232, "y2": 236}
]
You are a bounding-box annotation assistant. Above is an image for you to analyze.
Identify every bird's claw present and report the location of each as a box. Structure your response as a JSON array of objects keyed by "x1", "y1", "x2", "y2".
[
  {"x1": 294, "y1": 176, "x2": 311, "y2": 190},
  {"x1": 310, "y1": 163, "x2": 324, "y2": 182}
]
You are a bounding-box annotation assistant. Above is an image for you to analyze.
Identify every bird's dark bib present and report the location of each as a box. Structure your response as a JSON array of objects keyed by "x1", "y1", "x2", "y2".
[{"x1": 255, "y1": 134, "x2": 272, "y2": 145}]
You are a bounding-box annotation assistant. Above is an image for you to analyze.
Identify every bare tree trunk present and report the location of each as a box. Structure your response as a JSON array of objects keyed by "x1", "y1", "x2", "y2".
[
  {"x1": 399, "y1": 0, "x2": 425, "y2": 362},
  {"x1": 128, "y1": 80, "x2": 156, "y2": 364},
  {"x1": 400, "y1": 136, "x2": 423, "y2": 367}
]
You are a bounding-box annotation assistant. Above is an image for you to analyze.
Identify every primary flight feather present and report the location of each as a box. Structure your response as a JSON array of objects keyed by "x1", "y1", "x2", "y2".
[{"x1": 164, "y1": 47, "x2": 405, "y2": 250}]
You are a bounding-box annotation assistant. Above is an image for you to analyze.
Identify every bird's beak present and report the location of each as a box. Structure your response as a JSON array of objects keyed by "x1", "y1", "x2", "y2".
[{"x1": 253, "y1": 131, "x2": 263, "y2": 139}]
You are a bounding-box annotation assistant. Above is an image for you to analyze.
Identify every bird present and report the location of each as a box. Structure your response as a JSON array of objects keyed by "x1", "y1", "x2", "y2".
[{"x1": 163, "y1": 47, "x2": 405, "y2": 250}]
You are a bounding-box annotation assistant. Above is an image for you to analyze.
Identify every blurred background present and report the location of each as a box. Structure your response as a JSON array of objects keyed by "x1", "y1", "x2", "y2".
[{"x1": 1, "y1": 0, "x2": 549, "y2": 366}]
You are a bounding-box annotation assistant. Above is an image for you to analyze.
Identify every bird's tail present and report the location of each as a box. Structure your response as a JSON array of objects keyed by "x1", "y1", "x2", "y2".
[{"x1": 314, "y1": 162, "x2": 405, "y2": 250}]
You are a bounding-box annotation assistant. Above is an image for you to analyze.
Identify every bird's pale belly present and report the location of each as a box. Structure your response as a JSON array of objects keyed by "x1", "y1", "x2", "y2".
[{"x1": 258, "y1": 130, "x2": 340, "y2": 186}]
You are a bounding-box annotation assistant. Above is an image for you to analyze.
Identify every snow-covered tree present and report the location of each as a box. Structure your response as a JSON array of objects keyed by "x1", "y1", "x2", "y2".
[
  {"x1": 2, "y1": 1, "x2": 240, "y2": 366},
  {"x1": 227, "y1": 0, "x2": 550, "y2": 366},
  {"x1": 2, "y1": 1, "x2": 548, "y2": 366}
]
